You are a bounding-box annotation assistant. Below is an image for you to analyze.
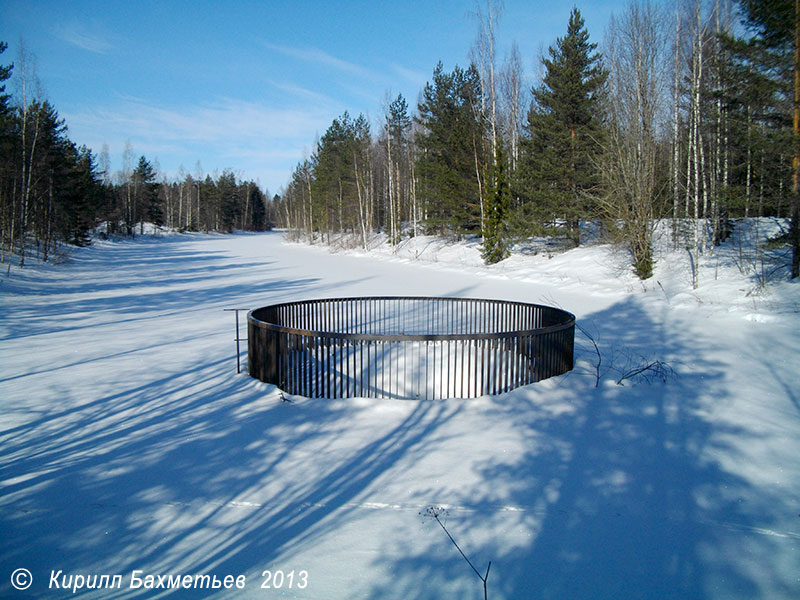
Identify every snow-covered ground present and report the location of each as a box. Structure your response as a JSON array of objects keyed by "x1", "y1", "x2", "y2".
[{"x1": 1, "y1": 226, "x2": 798, "y2": 599}]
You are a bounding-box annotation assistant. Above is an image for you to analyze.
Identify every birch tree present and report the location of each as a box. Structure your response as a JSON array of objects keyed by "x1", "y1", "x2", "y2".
[
  {"x1": 601, "y1": 0, "x2": 670, "y2": 279},
  {"x1": 499, "y1": 42, "x2": 524, "y2": 170}
]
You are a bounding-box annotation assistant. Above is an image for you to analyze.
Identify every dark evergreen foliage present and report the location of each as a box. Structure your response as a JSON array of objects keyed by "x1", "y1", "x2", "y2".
[
  {"x1": 134, "y1": 156, "x2": 162, "y2": 229},
  {"x1": 248, "y1": 185, "x2": 267, "y2": 231},
  {"x1": 730, "y1": 0, "x2": 799, "y2": 277},
  {"x1": 57, "y1": 144, "x2": 104, "y2": 246},
  {"x1": 482, "y1": 141, "x2": 511, "y2": 264},
  {"x1": 0, "y1": 83, "x2": 106, "y2": 261},
  {"x1": 416, "y1": 62, "x2": 487, "y2": 236},
  {"x1": 516, "y1": 8, "x2": 607, "y2": 246}
]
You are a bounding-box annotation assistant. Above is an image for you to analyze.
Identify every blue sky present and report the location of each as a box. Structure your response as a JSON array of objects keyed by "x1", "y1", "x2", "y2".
[{"x1": 2, "y1": 0, "x2": 627, "y2": 194}]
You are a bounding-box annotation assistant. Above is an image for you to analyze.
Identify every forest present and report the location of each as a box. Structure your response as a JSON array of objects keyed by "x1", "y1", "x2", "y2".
[
  {"x1": 0, "y1": 41, "x2": 274, "y2": 267},
  {"x1": 0, "y1": 0, "x2": 797, "y2": 284}
]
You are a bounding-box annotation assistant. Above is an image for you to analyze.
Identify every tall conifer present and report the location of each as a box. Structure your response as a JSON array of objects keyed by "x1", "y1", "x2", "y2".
[
  {"x1": 737, "y1": 0, "x2": 800, "y2": 277},
  {"x1": 518, "y1": 8, "x2": 607, "y2": 246},
  {"x1": 416, "y1": 62, "x2": 487, "y2": 236}
]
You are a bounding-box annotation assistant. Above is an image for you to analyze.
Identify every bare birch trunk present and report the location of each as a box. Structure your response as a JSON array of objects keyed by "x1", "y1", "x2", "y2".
[{"x1": 672, "y1": 5, "x2": 682, "y2": 247}]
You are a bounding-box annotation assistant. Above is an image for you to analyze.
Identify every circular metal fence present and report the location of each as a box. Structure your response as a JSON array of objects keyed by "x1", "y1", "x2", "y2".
[{"x1": 248, "y1": 297, "x2": 575, "y2": 400}]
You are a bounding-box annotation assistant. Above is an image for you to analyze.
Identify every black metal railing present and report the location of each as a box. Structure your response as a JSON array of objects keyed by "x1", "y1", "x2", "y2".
[{"x1": 247, "y1": 297, "x2": 575, "y2": 400}]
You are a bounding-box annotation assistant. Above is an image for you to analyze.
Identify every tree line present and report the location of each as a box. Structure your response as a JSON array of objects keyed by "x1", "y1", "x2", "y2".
[
  {"x1": 102, "y1": 150, "x2": 275, "y2": 239},
  {"x1": 0, "y1": 41, "x2": 275, "y2": 267},
  {"x1": 276, "y1": 0, "x2": 799, "y2": 283},
  {"x1": 1, "y1": 0, "x2": 797, "y2": 284}
]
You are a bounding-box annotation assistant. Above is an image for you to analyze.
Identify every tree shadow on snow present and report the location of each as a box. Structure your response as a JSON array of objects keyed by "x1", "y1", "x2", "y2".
[
  {"x1": 364, "y1": 296, "x2": 799, "y2": 600},
  {"x1": 2, "y1": 237, "x2": 796, "y2": 599},
  {"x1": 0, "y1": 233, "x2": 456, "y2": 598}
]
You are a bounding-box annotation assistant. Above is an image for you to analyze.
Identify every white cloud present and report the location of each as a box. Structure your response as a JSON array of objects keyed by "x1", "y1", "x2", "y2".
[
  {"x1": 263, "y1": 42, "x2": 378, "y2": 81},
  {"x1": 54, "y1": 23, "x2": 112, "y2": 54},
  {"x1": 62, "y1": 96, "x2": 337, "y2": 191},
  {"x1": 67, "y1": 95, "x2": 330, "y2": 143},
  {"x1": 390, "y1": 63, "x2": 429, "y2": 89},
  {"x1": 266, "y1": 80, "x2": 340, "y2": 107}
]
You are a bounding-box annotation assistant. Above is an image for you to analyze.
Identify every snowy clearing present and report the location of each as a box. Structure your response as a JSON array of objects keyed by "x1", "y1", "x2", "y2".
[{"x1": 1, "y1": 228, "x2": 799, "y2": 599}]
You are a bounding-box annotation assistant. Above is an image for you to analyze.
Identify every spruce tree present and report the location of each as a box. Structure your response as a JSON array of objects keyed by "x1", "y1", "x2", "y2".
[
  {"x1": 249, "y1": 185, "x2": 266, "y2": 230},
  {"x1": 517, "y1": 7, "x2": 607, "y2": 246},
  {"x1": 56, "y1": 144, "x2": 103, "y2": 247},
  {"x1": 314, "y1": 112, "x2": 357, "y2": 238},
  {"x1": 133, "y1": 156, "x2": 162, "y2": 229}
]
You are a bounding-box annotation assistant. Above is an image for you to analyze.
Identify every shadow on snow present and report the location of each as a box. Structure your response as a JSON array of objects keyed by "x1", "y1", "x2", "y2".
[
  {"x1": 1, "y1": 233, "x2": 797, "y2": 598},
  {"x1": 365, "y1": 297, "x2": 798, "y2": 600}
]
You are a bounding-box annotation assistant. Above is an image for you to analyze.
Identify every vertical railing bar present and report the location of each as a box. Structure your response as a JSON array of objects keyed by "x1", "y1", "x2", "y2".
[
  {"x1": 492, "y1": 337, "x2": 498, "y2": 396},
  {"x1": 325, "y1": 336, "x2": 331, "y2": 397},
  {"x1": 497, "y1": 336, "x2": 502, "y2": 394},
  {"x1": 311, "y1": 334, "x2": 316, "y2": 397},
  {"x1": 337, "y1": 331, "x2": 342, "y2": 399},
  {"x1": 427, "y1": 340, "x2": 432, "y2": 401},
  {"x1": 472, "y1": 338, "x2": 477, "y2": 398},
  {"x1": 387, "y1": 340, "x2": 393, "y2": 398},
  {"x1": 380, "y1": 340, "x2": 386, "y2": 398},
  {"x1": 472, "y1": 338, "x2": 478, "y2": 398},
  {"x1": 446, "y1": 339, "x2": 451, "y2": 399},
  {"x1": 505, "y1": 334, "x2": 510, "y2": 393},
  {"x1": 292, "y1": 333, "x2": 297, "y2": 395},
  {"x1": 487, "y1": 337, "x2": 493, "y2": 396},
  {"x1": 431, "y1": 339, "x2": 435, "y2": 400},
  {"x1": 296, "y1": 333, "x2": 302, "y2": 395},
  {"x1": 303, "y1": 334, "x2": 309, "y2": 397},
  {"x1": 526, "y1": 334, "x2": 532, "y2": 386},
  {"x1": 479, "y1": 338, "x2": 485, "y2": 396},
  {"x1": 288, "y1": 332, "x2": 294, "y2": 394},
  {"x1": 400, "y1": 339, "x2": 404, "y2": 398},
  {"x1": 500, "y1": 336, "x2": 505, "y2": 394},
  {"x1": 460, "y1": 339, "x2": 465, "y2": 398},
  {"x1": 348, "y1": 337, "x2": 353, "y2": 397},
  {"x1": 479, "y1": 337, "x2": 484, "y2": 397},
  {"x1": 358, "y1": 334, "x2": 363, "y2": 397},
  {"x1": 366, "y1": 339, "x2": 371, "y2": 398}
]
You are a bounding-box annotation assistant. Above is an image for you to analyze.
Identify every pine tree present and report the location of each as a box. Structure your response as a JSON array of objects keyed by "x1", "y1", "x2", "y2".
[
  {"x1": 384, "y1": 93, "x2": 411, "y2": 245},
  {"x1": 517, "y1": 7, "x2": 607, "y2": 246},
  {"x1": 416, "y1": 62, "x2": 487, "y2": 236}
]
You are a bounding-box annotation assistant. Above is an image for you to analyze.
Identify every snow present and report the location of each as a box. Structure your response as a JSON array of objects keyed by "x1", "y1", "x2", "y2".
[{"x1": 1, "y1": 226, "x2": 799, "y2": 599}]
